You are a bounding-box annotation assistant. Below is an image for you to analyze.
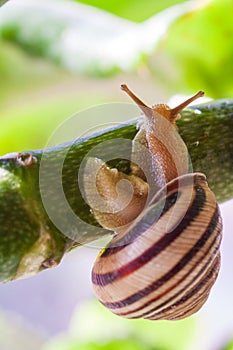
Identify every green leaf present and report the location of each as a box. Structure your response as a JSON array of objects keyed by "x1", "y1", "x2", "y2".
[
  {"x1": 223, "y1": 340, "x2": 233, "y2": 350},
  {"x1": 156, "y1": 0, "x2": 233, "y2": 98},
  {"x1": 73, "y1": 0, "x2": 185, "y2": 22},
  {"x1": 1, "y1": 0, "x2": 232, "y2": 95},
  {"x1": 0, "y1": 0, "x2": 204, "y2": 76}
]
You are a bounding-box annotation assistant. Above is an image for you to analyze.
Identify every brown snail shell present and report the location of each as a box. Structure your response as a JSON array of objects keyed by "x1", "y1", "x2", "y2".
[{"x1": 92, "y1": 173, "x2": 222, "y2": 320}]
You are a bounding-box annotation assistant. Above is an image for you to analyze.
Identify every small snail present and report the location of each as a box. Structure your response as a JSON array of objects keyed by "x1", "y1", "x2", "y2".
[{"x1": 86, "y1": 85, "x2": 222, "y2": 320}]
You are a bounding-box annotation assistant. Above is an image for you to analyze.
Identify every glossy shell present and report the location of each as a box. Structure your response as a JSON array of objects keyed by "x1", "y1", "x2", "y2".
[{"x1": 92, "y1": 173, "x2": 222, "y2": 320}]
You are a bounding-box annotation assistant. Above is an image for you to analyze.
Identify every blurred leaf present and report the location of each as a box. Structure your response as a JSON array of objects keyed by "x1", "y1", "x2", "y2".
[
  {"x1": 74, "y1": 0, "x2": 185, "y2": 22},
  {"x1": 72, "y1": 301, "x2": 196, "y2": 350},
  {"x1": 0, "y1": 0, "x2": 9, "y2": 7},
  {"x1": 44, "y1": 338, "x2": 163, "y2": 350},
  {"x1": 0, "y1": 0, "x2": 204, "y2": 76},
  {"x1": 0, "y1": 92, "x2": 107, "y2": 154},
  {"x1": 155, "y1": 0, "x2": 233, "y2": 98},
  {"x1": 1, "y1": 0, "x2": 232, "y2": 97},
  {"x1": 43, "y1": 300, "x2": 196, "y2": 350},
  {"x1": 223, "y1": 340, "x2": 233, "y2": 350},
  {"x1": 0, "y1": 40, "x2": 69, "y2": 104}
]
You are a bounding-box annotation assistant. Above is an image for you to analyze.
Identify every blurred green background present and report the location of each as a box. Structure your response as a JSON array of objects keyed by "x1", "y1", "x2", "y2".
[
  {"x1": 0, "y1": 0, "x2": 233, "y2": 154},
  {"x1": 0, "y1": 0, "x2": 233, "y2": 349}
]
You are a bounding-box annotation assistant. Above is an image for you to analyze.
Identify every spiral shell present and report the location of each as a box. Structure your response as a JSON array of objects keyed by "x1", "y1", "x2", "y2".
[{"x1": 92, "y1": 173, "x2": 222, "y2": 320}]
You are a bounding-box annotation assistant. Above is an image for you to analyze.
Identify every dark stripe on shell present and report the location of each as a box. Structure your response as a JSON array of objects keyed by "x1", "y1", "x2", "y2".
[
  {"x1": 131, "y1": 223, "x2": 221, "y2": 319},
  {"x1": 147, "y1": 254, "x2": 220, "y2": 320},
  {"x1": 100, "y1": 184, "x2": 210, "y2": 308},
  {"x1": 93, "y1": 184, "x2": 200, "y2": 286},
  {"x1": 98, "y1": 190, "x2": 179, "y2": 259},
  {"x1": 100, "y1": 174, "x2": 204, "y2": 259},
  {"x1": 118, "y1": 206, "x2": 222, "y2": 318}
]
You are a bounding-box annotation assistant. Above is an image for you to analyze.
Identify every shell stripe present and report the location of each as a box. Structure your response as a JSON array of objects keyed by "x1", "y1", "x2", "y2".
[
  {"x1": 124, "y1": 223, "x2": 221, "y2": 319},
  {"x1": 92, "y1": 183, "x2": 204, "y2": 287},
  {"x1": 100, "y1": 197, "x2": 219, "y2": 311},
  {"x1": 148, "y1": 254, "x2": 220, "y2": 320},
  {"x1": 99, "y1": 189, "x2": 180, "y2": 259},
  {"x1": 99, "y1": 174, "x2": 203, "y2": 259}
]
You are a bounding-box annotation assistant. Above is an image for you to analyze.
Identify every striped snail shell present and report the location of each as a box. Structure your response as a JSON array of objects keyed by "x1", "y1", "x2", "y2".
[
  {"x1": 90, "y1": 85, "x2": 222, "y2": 320},
  {"x1": 92, "y1": 173, "x2": 222, "y2": 320}
]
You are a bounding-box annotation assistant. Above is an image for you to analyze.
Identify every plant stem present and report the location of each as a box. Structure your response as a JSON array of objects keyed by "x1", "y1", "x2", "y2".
[{"x1": 0, "y1": 99, "x2": 232, "y2": 281}]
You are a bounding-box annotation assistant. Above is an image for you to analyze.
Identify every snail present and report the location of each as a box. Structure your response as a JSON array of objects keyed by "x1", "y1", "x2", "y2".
[{"x1": 85, "y1": 85, "x2": 222, "y2": 320}]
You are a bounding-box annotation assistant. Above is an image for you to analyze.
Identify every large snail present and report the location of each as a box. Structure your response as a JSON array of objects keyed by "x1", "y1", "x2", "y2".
[{"x1": 84, "y1": 85, "x2": 222, "y2": 320}]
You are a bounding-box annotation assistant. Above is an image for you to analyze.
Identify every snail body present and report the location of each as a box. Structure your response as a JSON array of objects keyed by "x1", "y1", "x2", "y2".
[{"x1": 87, "y1": 85, "x2": 222, "y2": 320}]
